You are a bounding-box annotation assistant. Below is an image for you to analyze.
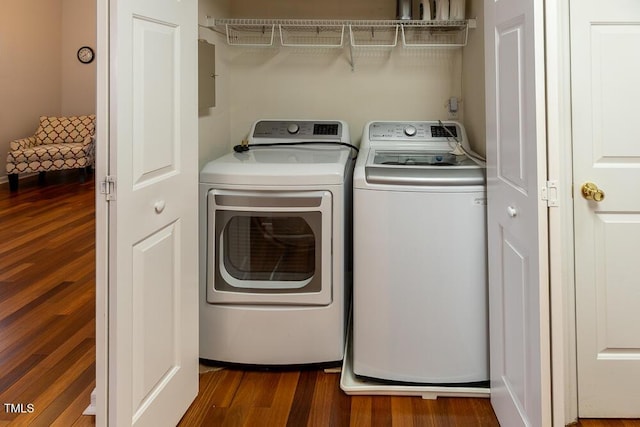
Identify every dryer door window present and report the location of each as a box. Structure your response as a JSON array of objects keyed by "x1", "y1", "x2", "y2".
[
  {"x1": 218, "y1": 212, "x2": 321, "y2": 291},
  {"x1": 207, "y1": 189, "x2": 333, "y2": 306}
]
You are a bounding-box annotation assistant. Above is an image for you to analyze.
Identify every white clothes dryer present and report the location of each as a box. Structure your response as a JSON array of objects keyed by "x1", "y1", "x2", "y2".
[
  {"x1": 199, "y1": 120, "x2": 355, "y2": 366},
  {"x1": 352, "y1": 121, "x2": 488, "y2": 385}
]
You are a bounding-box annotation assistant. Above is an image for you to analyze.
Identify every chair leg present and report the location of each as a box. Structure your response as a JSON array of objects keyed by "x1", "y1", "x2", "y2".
[
  {"x1": 38, "y1": 171, "x2": 46, "y2": 185},
  {"x1": 79, "y1": 168, "x2": 87, "y2": 183},
  {"x1": 8, "y1": 174, "x2": 18, "y2": 192}
]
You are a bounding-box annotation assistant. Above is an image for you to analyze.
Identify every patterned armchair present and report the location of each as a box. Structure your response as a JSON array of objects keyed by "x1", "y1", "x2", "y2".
[{"x1": 6, "y1": 115, "x2": 96, "y2": 191}]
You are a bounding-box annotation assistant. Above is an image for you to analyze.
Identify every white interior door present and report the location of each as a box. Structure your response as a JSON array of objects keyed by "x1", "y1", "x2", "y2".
[
  {"x1": 484, "y1": 0, "x2": 551, "y2": 425},
  {"x1": 103, "y1": 0, "x2": 199, "y2": 425},
  {"x1": 572, "y1": 0, "x2": 640, "y2": 418}
]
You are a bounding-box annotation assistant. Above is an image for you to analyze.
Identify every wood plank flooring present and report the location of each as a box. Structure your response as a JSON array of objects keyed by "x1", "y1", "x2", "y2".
[
  {"x1": 179, "y1": 368, "x2": 499, "y2": 426},
  {"x1": 0, "y1": 171, "x2": 96, "y2": 426},
  {"x1": 2, "y1": 170, "x2": 640, "y2": 426},
  {"x1": 179, "y1": 367, "x2": 640, "y2": 427}
]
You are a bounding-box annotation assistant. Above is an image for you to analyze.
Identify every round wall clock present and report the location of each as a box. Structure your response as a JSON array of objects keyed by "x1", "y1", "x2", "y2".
[{"x1": 77, "y1": 46, "x2": 94, "y2": 64}]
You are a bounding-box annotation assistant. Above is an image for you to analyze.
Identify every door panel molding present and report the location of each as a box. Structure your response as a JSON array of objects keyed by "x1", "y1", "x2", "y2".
[{"x1": 496, "y1": 18, "x2": 527, "y2": 194}]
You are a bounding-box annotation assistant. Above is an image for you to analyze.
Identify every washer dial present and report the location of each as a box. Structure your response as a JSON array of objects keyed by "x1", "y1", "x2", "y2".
[
  {"x1": 287, "y1": 123, "x2": 300, "y2": 134},
  {"x1": 404, "y1": 125, "x2": 417, "y2": 137}
]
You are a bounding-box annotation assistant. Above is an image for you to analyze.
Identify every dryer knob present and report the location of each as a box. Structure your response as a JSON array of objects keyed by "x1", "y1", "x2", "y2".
[
  {"x1": 287, "y1": 123, "x2": 300, "y2": 134},
  {"x1": 404, "y1": 125, "x2": 417, "y2": 137}
]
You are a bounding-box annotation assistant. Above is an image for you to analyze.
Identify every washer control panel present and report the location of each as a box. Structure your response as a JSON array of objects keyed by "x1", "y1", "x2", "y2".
[
  {"x1": 253, "y1": 120, "x2": 343, "y2": 140},
  {"x1": 369, "y1": 121, "x2": 460, "y2": 141}
]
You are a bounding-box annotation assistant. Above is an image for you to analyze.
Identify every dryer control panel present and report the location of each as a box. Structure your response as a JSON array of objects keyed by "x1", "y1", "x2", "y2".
[
  {"x1": 369, "y1": 121, "x2": 461, "y2": 141},
  {"x1": 253, "y1": 120, "x2": 343, "y2": 140}
]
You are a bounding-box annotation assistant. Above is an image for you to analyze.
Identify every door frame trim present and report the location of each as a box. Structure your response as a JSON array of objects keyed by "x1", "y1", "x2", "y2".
[
  {"x1": 96, "y1": 0, "x2": 109, "y2": 425},
  {"x1": 546, "y1": 0, "x2": 579, "y2": 424}
]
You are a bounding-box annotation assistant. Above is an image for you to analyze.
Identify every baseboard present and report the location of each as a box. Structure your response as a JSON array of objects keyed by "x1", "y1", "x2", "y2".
[
  {"x1": 83, "y1": 388, "x2": 96, "y2": 416},
  {"x1": 0, "y1": 173, "x2": 37, "y2": 185}
]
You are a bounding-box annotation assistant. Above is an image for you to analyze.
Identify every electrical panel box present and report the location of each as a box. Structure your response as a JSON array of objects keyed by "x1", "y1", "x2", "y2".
[{"x1": 198, "y1": 40, "x2": 216, "y2": 109}]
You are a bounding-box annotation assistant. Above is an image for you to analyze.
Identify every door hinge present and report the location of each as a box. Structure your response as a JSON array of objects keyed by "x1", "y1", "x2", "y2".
[
  {"x1": 100, "y1": 175, "x2": 116, "y2": 201},
  {"x1": 541, "y1": 180, "x2": 559, "y2": 207}
]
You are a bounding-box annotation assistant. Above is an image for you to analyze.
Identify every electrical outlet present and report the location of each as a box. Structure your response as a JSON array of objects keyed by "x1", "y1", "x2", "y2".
[{"x1": 447, "y1": 97, "x2": 459, "y2": 119}]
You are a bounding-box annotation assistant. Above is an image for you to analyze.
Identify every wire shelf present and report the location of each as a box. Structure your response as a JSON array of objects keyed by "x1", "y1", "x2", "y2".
[
  {"x1": 279, "y1": 24, "x2": 345, "y2": 47},
  {"x1": 401, "y1": 22, "x2": 468, "y2": 47},
  {"x1": 349, "y1": 24, "x2": 398, "y2": 48},
  {"x1": 214, "y1": 18, "x2": 468, "y2": 27},
  {"x1": 213, "y1": 19, "x2": 470, "y2": 49},
  {"x1": 226, "y1": 24, "x2": 275, "y2": 46}
]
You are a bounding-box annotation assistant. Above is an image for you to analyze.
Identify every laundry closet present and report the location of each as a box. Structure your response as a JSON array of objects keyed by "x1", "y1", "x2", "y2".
[{"x1": 193, "y1": 0, "x2": 491, "y2": 400}]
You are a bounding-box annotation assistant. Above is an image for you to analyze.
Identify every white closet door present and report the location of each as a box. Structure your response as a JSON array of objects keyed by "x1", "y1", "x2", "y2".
[
  {"x1": 100, "y1": 0, "x2": 199, "y2": 425},
  {"x1": 484, "y1": 0, "x2": 551, "y2": 425}
]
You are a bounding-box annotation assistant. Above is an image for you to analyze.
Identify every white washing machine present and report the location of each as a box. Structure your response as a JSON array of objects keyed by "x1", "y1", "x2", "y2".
[
  {"x1": 199, "y1": 120, "x2": 355, "y2": 366},
  {"x1": 353, "y1": 121, "x2": 488, "y2": 384}
]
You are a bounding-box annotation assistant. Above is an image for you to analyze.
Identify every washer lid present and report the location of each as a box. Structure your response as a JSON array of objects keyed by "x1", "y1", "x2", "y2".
[
  {"x1": 365, "y1": 166, "x2": 485, "y2": 186},
  {"x1": 364, "y1": 149, "x2": 485, "y2": 186},
  {"x1": 200, "y1": 147, "x2": 353, "y2": 186}
]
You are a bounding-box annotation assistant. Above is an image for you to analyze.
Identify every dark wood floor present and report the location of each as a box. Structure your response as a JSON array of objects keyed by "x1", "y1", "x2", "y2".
[
  {"x1": 2, "y1": 170, "x2": 640, "y2": 426},
  {"x1": 0, "y1": 171, "x2": 96, "y2": 426},
  {"x1": 178, "y1": 368, "x2": 499, "y2": 426},
  {"x1": 179, "y1": 367, "x2": 640, "y2": 426}
]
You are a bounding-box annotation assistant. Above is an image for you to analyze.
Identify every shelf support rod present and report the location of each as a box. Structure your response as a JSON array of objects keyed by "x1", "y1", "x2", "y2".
[
  {"x1": 198, "y1": 24, "x2": 226, "y2": 37},
  {"x1": 348, "y1": 41, "x2": 355, "y2": 72}
]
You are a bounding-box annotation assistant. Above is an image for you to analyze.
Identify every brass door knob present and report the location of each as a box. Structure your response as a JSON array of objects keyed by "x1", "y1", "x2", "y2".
[{"x1": 581, "y1": 182, "x2": 605, "y2": 202}]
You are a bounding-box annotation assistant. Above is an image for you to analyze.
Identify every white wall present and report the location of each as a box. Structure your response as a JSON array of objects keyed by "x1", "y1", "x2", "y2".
[
  {"x1": 0, "y1": 0, "x2": 63, "y2": 178},
  {"x1": 230, "y1": 0, "x2": 395, "y2": 20},
  {"x1": 61, "y1": 0, "x2": 97, "y2": 116},
  {"x1": 228, "y1": 47, "x2": 462, "y2": 146},
  {"x1": 461, "y1": 0, "x2": 486, "y2": 155},
  {"x1": 198, "y1": 0, "x2": 232, "y2": 169}
]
